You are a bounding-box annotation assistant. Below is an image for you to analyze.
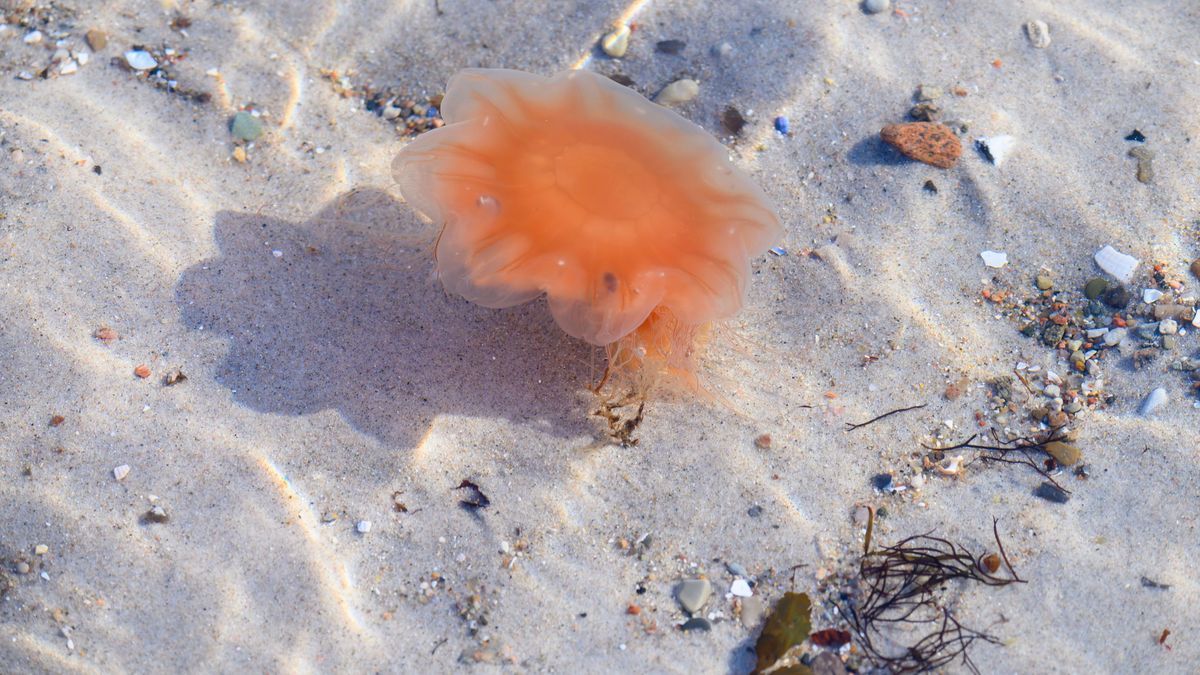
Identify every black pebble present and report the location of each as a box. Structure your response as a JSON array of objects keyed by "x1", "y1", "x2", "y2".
[
  {"x1": 681, "y1": 617, "x2": 711, "y2": 632},
  {"x1": 872, "y1": 473, "x2": 894, "y2": 491},
  {"x1": 923, "y1": 180, "x2": 938, "y2": 194},
  {"x1": 1125, "y1": 129, "x2": 1146, "y2": 142},
  {"x1": 747, "y1": 504, "x2": 764, "y2": 518},
  {"x1": 1033, "y1": 481, "x2": 1070, "y2": 504},
  {"x1": 1101, "y1": 284, "x2": 1130, "y2": 309},
  {"x1": 655, "y1": 39, "x2": 686, "y2": 55}
]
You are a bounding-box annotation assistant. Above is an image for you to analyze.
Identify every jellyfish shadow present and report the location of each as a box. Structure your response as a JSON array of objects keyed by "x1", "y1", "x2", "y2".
[{"x1": 176, "y1": 189, "x2": 596, "y2": 449}]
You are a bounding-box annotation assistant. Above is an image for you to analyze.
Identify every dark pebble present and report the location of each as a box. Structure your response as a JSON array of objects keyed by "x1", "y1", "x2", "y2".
[
  {"x1": 722, "y1": 106, "x2": 747, "y2": 134},
  {"x1": 923, "y1": 180, "x2": 938, "y2": 194},
  {"x1": 1042, "y1": 324, "x2": 1065, "y2": 346},
  {"x1": 1083, "y1": 277, "x2": 1108, "y2": 300},
  {"x1": 747, "y1": 504, "x2": 764, "y2": 518},
  {"x1": 1033, "y1": 482, "x2": 1070, "y2": 504},
  {"x1": 774, "y1": 116, "x2": 790, "y2": 135},
  {"x1": 1101, "y1": 284, "x2": 1130, "y2": 309},
  {"x1": 681, "y1": 617, "x2": 711, "y2": 631},
  {"x1": 655, "y1": 39, "x2": 686, "y2": 55},
  {"x1": 1125, "y1": 129, "x2": 1146, "y2": 142},
  {"x1": 871, "y1": 473, "x2": 894, "y2": 491}
]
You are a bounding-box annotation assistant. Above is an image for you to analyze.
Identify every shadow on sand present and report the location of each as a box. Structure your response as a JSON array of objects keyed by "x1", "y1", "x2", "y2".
[{"x1": 176, "y1": 189, "x2": 596, "y2": 449}]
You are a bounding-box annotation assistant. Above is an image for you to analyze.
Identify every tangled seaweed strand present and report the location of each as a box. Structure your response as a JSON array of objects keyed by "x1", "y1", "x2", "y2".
[
  {"x1": 839, "y1": 518, "x2": 1024, "y2": 673},
  {"x1": 932, "y1": 428, "x2": 1073, "y2": 493}
]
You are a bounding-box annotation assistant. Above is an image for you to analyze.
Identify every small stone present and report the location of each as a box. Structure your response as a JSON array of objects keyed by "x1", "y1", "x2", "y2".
[
  {"x1": 1094, "y1": 245, "x2": 1139, "y2": 283},
  {"x1": 774, "y1": 116, "x2": 790, "y2": 135},
  {"x1": 680, "y1": 617, "x2": 711, "y2": 631},
  {"x1": 739, "y1": 596, "x2": 765, "y2": 628},
  {"x1": 1063, "y1": 400, "x2": 1083, "y2": 414},
  {"x1": 980, "y1": 250, "x2": 1008, "y2": 268},
  {"x1": 1043, "y1": 384, "x2": 1061, "y2": 398},
  {"x1": 1024, "y1": 20, "x2": 1051, "y2": 48},
  {"x1": 1047, "y1": 410, "x2": 1069, "y2": 428},
  {"x1": 1154, "y1": 304, "x2": 1191, "y2": 321},
  {"x1": 34, "y1": 545, "x2": 48, "y2": 556},
  {"x1": 712, "y1": 42, "x2": 734, "y2": 58},
  {"x1": 726, "y1": 561, "x2": 749, "y2": 577},
  {"x1": 730, "y1": 579, "x2": 753, "y2": 597},
  {"x1": 880, "y1": 122, "x2": 962, "y2": 169},
  {"x1": 1103, "y1": 328, "x2": 1126, "y2": 347},
  {"x1": 356, "y1": 520, "x2": 372, "y2": 534},
  {"x1": 1190, "y1": 258, "x2": 1200, "y2": 281},
  {"x1": 909, "y1": 102, "x2": 941, "y2": 122},
  {"x1": 1143, "y1": 288, "x2": 1164, "y2": 303},
  {"x1": 124, "y1": 50, "x2": 158, "y2": 71},
  {"x1": 747, "y1": 504, "x2": 763, "y2": 518},
  {"x1": 142, "y1": 505, "x2": 169, "y2": 524},
  {"x1": 113, "y1": 464, "x2": 130, "y2": 481},
  {"x1": 1162, "y1": 335, "x2": 1177, "y2": 350},
  {"x1": 862, "y1": 0, "x2": 890, "y2": 14},
  {"x1": 655, "y1": 39, "x2": 686, "y2": 55},
  {"x1": 232, "y1": 146, "x2": 248, "y2": 163},
  {"x1": 1084, "y1": 278, "x2": 1108, "y2": 300},
  {"x1": 23, "y1": 30, "x2": 43, "y2": 45},
  {"x1": 601, "y1": 25, "x2": 631, "y2": 58},
  {"x1": 1043, "y1": 441, "x2": 1081, "y2": 466},
  {"x1": 916, "y1": 84, "x2": 942, "y2": 101},
  {"x1": 134, "y1": 364, "x2": 151, "y2": 379},
  {"x1": 1128, "y1": 146, "x2": 1154, "y2": 183},
  {"x1": 1042, "y1": 323, "x2": 1065, "y2": 346},
  {"x1": 1125, "y1": 130, "x2": 1146, "y2": 143},
  {"x1": 230, "y1": 112, "x2": 264, "y2": 142},
  {"x1": 1036, "y1": 275, "x2": 1053, "y2": 290},
  {"x1": 676, "y1": 578, "x2": 712, "y2": 614},
  {"x1": 16, "y1": 562, "x2": 31, "y2": 575},
  {"x1": 871, "y1": 473, "x2": 894, "y2": 491},
  {"x1": 59, "y1": 60, "x2": 78, "y2": 76},
  {"x1": 1033, "y1": 481, "x2": 1070, "y2": 504},
  {"x1": 1102, "y1": 284, "x2": 1131, "y2": 309},
  {"x1": 656, "y1": 79, "x2": 700, "y2": 105},
  {"x1": 86, "y1": 29, "x2": 108, "y2": 51},
  {"x1": 1138, "y1": 387, "x2": 1168, "y2": 416},
  {"x1": 976, "y1": 135, "x2": 1017, "y2": 166},
  {"x1": 1159, "y1": 319, "x2": 1178, "y2": 335},
  {"x1": 754, "y1": 433, "x2": 772, "y2": 449}
]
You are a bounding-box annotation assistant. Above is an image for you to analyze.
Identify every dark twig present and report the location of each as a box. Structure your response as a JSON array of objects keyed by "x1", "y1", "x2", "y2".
[
  {"x1": 926, "y1": 431, "x2": 1072, "y2": 493},
  {"x1": 845, "y1": 404, "x2": 927, "y2": 431}
]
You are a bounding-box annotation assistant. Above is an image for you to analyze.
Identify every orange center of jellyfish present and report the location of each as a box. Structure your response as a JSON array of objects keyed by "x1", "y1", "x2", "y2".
[{"x1": 553, "y1": 143, "x2": 657, "y2": 220}]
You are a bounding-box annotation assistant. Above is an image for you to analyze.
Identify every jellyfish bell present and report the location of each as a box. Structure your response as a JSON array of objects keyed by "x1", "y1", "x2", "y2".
[{"x1": 394, "y1": 68, "x2": 781, "y2": 395}]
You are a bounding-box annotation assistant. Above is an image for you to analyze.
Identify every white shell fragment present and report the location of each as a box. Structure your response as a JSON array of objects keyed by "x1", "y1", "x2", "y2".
[
  {"x1": 1024, "y1": 20, "x2": 1051, "y2": 49},
  {"x1": 356, "y1": 520, "x2": 372, "y2": 534},
  {"x1": 1143, "y1": 288, "x2": 1164, "y2": 303},
  {"x1": 1094, "y1": 245, "x2": 1139, "y2": 283},
  {"x1": 976, "y1": 136, "x2": 1017, "y2": 166},
  {"x1": 980, "y1": 250, "x2": 1008, "y2": 268},
  {"x1": 113, "y1": 464, "x2": 130, "y2": 481},
  {"x1": 1138, "y1": 387, "x2": 1168, "y2": 417},
  {"x1": 124, "y1": 50, "x2": 158, "y2": 71},
  {"x1": 656, "y1": 79, "x2": 700, "y2": 105},
  {"x1": 601, "y1": 24, "x2": 631, "y2": 58}
]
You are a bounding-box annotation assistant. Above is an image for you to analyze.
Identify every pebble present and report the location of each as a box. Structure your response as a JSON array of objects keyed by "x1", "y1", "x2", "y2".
[
  {"x1": 23, "y1": 30, "x2": 43, "y2": 45},
  {"x1": 862, "y1": 0, "x2": 890, "y2": 14},
  {"x1": 1024, "y1": 20, "x2": 1051, "y2": 48},
  {"x1": 230, "y1": 112, "x2": 264, "y2": 141},
  {"x1": 1063, "y1": 400, "x2": 1083, "y2": 414},
  {"x1": 1138, "y1": 387, "x2": 1168, "y2": 416},
  {"x1": 916, "y1": 84, "x2": 942, "y2": 101},
  {"x1": 909, "y1": 102, "x2": 940, "y2": 122},
  {"x1": 86, "y1": 29, "x2": 108, "y2": 51},
  {"x1": 1159, "y1": 319, "x2": 1178, "y2": 335},
  {"x1": 1143, "y1": 288, "x2": 1164, "y2": 303},
  {"x1": 774, "y1": 116, "x2": 790, "y2": 135},
  {"x1": 726, "y1": 561, "x2": 749, "y2": 577},
  {"x1": 356, "y1": 520, "x2": 372, "y2": 534},
  {"x1": 143, "y1": 505, "x2": 169, "y2": 523},
  {"x1": 730, "y1": 579, "x2": 753, "y2": 597},
  {"x1": 980, "y1": 250, "x2": 1008, "y2": 268},
  {"x1": 681, "y1": 617, "x2": 711, "y2": 632},
  {"x1": 880, "y1": 122, "x2": 962, "y2": 169},
  {"x1": 1033, "y1": 481, "x2": 1070, "y2": 504},
  {"x1": 1128, "y1": 146, "x2": 1154, "y2": 183},
  {"x1": 712, "y1": 42, "x2": 734, "y2": 58},
  {"x1": 34, "y1": 545, "x2": 48, "y2": 556},
  {"x1": 124, "y1": 50, "x2": 158, "y2": 71},
  {"x1": 1036, "y1": 275, "x2": 1053, "y2": 290},
  {"x1": 1084, "y1": 278, "x2": 1108, "y2": 300},
  {"x1": 601, "y1": 25, "x2": 631, "y2": 58},
  {"x1": 656, "y1": 79, "x2": 700, "y2": 105},
  {"x1": 1103, "y1": 328, "x2": 1126, "y2": 347},
  {"x1": 113, "y1": 464, "x2": 131, "y2": 481},
  {"x1": 676, "y1": 578, "x2": 712, "y2": 614},
  {"x1": 1102, "y1": 284, "x2": 1131, "y2": 308},
  {"x1": 16, "y1": 562, "x2": 31, "y2": 575},
  {"x1": 747, "y1": 504, "x2": 763, "y2": 518},
  {"x1": 1094, "y1": 245, "x2": 1138, "y2": 283},
  {"x1": 1043, "y1": 384, "x2": 1061, "y2": 398},
  {"x1": 1191, "y1": 258, "x2": 1200, "y2": 280},
  {"x1": 976, "y1": 135, "x2": 1017, "y2": 166},
  {"x1": 1043, "y1": 441, "x2": 1081, "y2": 466},
  {"x1": 740, "y1": 596, "x2": 765, "y2": 628}
]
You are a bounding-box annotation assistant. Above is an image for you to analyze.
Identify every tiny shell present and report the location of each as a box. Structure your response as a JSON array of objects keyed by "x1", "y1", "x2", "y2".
[
  {"x1": 1024, "y1": 20, "x2": 1051, "y2": 48},
  {"x1": 980, "y1": 250, "x2": 1008, "y2": 268},
  {"x1": 1094, "y1": 245, "x2": 1139, "y2": 283},
  {"x1": 1138, "y1": 387, "x2": 1167, "y2": 416},
  {"x1": 976, "y1": 135, "x2": 1016, "y2": 166},
  {"x1": 656, "y1": 78, "x2": 700, "y2": 105},
  {"x1": 124, "y1": 50, "x2": 157, "y2": 71}
]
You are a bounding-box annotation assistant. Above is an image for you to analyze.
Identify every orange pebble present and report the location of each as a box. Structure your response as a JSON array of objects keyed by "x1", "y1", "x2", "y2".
[{"x1": 134, "y1": 364, "x2": 151, "y2": 379}]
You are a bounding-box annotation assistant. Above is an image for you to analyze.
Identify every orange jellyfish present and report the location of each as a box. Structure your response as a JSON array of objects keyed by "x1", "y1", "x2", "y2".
[{"x1": 393, "y1": 69, "x2": 781, "y2": 395}]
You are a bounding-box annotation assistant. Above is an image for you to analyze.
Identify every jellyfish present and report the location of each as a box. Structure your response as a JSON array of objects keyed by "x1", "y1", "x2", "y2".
[{"x1": 393, "y1": 68, "x2": 781, "y2": 395}]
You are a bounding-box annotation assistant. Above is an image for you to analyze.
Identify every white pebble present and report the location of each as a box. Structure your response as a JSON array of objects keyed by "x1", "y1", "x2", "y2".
[
  {"x1": 1093, "y1": 245, "x2": 1139, "y2": 283},
  {"x1": 863, "y1": 0, "x2": 890, "y2": 14},
  {"x1": 113, "y1": 464, "x2": 131, "y2": 481},
  {"x1": 656, "y1": 79, "x2": 700, "y2": 105},
  {"x1": 124, "y1": 50, "x2": 158, "y2": 71},
  {"x1": 1143, "y1": 288, "x2": 1164, "y2": 303},
  {"x1": 980, "y1": 250, "x2": 1008, "y2": 268},
  {"x1": 1138, "y1": 387, "x2": 1168, "y2": 416},
  {"x1": 1159, "y1": 319, "x2": 1178, "y2": 335},
  {"x1": 272, "y1": 249, "x2": 283, "y2": 258},
  {"x1": 356, "y1": 520, "x2": 372, "y2": 534},
  {"x1": 24, "y1": 30, "x2": 43, "y2": 44},
  {"x1": 601, "y1": 25, "x2": 631, "y2": 58},
  {"x1": 1024, "y1": 20, "x2": 1051, "y2": 48},
  {"x1": 730, "y1": 579, "x2": 753, "y2": 597},
  {"x1": 59, "y1": 60, "x2": 78, "y2": 76}
]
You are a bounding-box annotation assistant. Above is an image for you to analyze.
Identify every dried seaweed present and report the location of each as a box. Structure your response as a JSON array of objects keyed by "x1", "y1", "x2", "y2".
[
  {"x1": 929, "y1": 429, "x2": 1073, "y2": 493},
  {"x1": 837, "y1": 518, "x2": 1023, "y2": 673},
  {"x1": 845, "y1": 404, "x2": 927, "y2": 431}
]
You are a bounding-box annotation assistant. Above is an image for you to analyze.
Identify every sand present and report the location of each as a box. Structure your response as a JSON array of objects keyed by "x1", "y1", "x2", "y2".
[{"x1": 1, "y1": 0, "x2": 1197, "y2": 672}]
